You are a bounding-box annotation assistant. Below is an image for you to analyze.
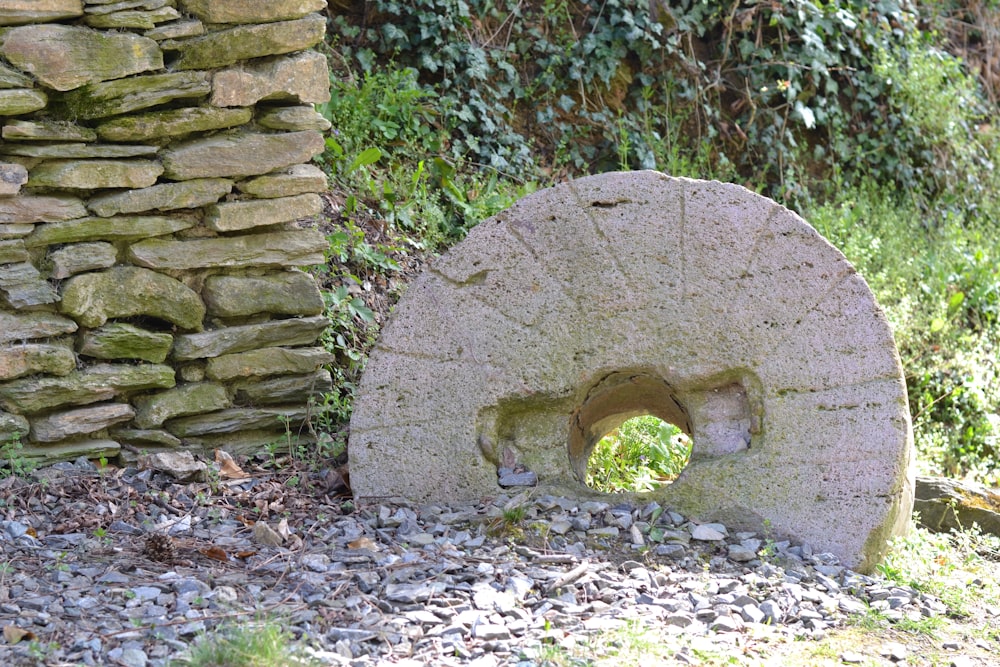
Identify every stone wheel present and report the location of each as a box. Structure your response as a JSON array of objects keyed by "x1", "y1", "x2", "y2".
[{"x1": 350, "y1": 171, "x2": 914, "y2": 571}]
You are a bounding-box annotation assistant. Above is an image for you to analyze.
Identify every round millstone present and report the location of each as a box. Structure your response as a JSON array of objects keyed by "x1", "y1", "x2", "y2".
[{"x1": 349, "y1": 171, "x2": 914, "y2": 572}]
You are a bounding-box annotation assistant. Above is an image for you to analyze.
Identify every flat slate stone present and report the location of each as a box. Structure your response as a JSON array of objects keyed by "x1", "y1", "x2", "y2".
[
  {"x1": 0, "y1": 1, "x2": 84, "y2": 27},
  {"x1": 0, "y1": 195, "x2": 87, "y2": 224},
  {"x1": 0, "y1": 311, "x2": 78, "y2": 344},
  {"x1": 202, "y1": 270, "x2": 324, "y2": 317},
  {"x1": 164, "y1": 405, "x2": 310, "y2": 437},
  {"x1": 172, "y1": 316, "x2": 328, "y2": 360},
  {"x1": 0, "y1": 24, "x2": 162, "y2": 91},
  {"x1": 84, "y1": 6, "x2": 179, "y2": 29},
  {"x1": 177, "y1": 0, "x2": 326, "y2": 23},
  {"x1": 256, "y1": 105, "x2": 332, "y2": 132},
  {"x1": 0, "y1": 88, "x2": 47, "y2": 115},
  {"x1": 171, "y1": 15, "x2": 325, "y2": 71},
  {"x1": 48, "y1": 242, "x2": 118, "y2": 279},
  {"x1": 349, "y1": 172, "x2": 915, "y2": 573},
  {"x1": 132, "y1": 382, "x2": 230, "y2": 429},
  {"x1": 204, "y1": 346, "x2": 333, "y2": 381},
  {"x1": 95, "y1": 107, "x2": 252, "y2": 142},
  {"x1": 0, "y1": 363, "x2": 175, "y2": 413},
  {"x1": 31, "y1": 402, "x2": 135, "y2": 443},
  {"x1": 211, "y1": 51, "x2": 330, "y2": 107},
  {"x1": 2, "y1": 120, "x2": 98, "y2": 141},
  {"x1": 26, "y1": 215, "x2": 196, "y2": 247},
  {"x1": 236, "y1": 164, "x2": 328, "y2": 198},
  {"x1": 87, "y1": 178, "x2": 233, "y2": 217},
  {"x1": 128, "y1": 229, "x2": 327, "y2": 270},
  {"x1": 0, "y1": 343, "x2": 76, "y2": 381},
  {"x1": 56, "y1": 71, "x2": 211, "y2": 119},
  {"x1": 27, "y1": 159, "x2": 163, "y2": 190},
  {"x1": 59, "y1": 265, "x2": 205, "y2": 329},
  {"x1": 0, "y1": 162, "x2": 28, "y2": 195},
  {"x1": 77, "y1": 322, "x2": 174, "y2": 363},
  {"x1": 231, "y1": 369, "x2": 333, "y2": 405},
  {"x1": 204, "y1": 193, "x2": 322, "y2": 232},
  {"x1": 160, "y1": 130, "x2": 324, "y2": 180},
  {"x1": 1, "y1": 143, "x2": 157, "y2": 158}
]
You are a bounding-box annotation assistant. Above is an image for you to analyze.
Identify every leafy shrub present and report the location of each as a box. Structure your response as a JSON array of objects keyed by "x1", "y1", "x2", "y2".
[
  {"x1": 328, "y1": 0, "x2": 996, "y2": 201},
  {"x1": 809, "y1": 183, "x2": 1000, "y2": 485},
  {"x1": 587, "y1": 416, "x2": 692, "y2": 493}
]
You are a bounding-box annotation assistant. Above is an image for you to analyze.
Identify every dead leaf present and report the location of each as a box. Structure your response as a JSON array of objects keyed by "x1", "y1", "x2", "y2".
[
  {"x1": 275, "y1": 517, "x2": 292, "y2": 540},
  {"x1": 25, "y1": 526, "x2": 36, "y2": 538},
  {"x1": 348, "y1": 536, "x2": 378, "y2": 551},
  {"x1": 200, "y1": 545, "x2": 229, "y2": 562},
  {"x1": 253, "y1": 521, "x2": 283, "y2": 547},
  {"x1": 215, "y1": 449, "x2": 249, "y2": 480},
  {"x1": 3, "y1": 625, "x2": 35, "y2": 644},
  {"x1": 234, "y1": 550, "x2": 257, "y2": 559}
]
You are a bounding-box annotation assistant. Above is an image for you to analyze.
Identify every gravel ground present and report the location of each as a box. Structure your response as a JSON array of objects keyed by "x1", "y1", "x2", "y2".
[{"x1": 1, "y1": 457, "x2": 998, "y2": 666}]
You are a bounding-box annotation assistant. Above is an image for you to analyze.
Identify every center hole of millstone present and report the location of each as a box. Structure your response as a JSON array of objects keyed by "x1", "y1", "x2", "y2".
[
  {"x1": 586, "y1": 414, "x2": 693, "y2": 493},
  {"x1": 568, "y1": 371, "x2": 696, "y2": 492}
]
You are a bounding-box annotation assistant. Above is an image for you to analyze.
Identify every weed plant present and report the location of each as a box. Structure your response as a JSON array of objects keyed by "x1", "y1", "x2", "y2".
[
  {"x1": 587, "y1": 416, "x2": 692, "y2": 493},
  {"x1": 171, "y1": 618, "x2": 319, "y2": 667}
]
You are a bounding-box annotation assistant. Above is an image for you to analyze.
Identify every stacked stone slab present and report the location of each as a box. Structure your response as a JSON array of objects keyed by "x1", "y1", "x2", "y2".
[
  {"x1": 350, "y1": 171, "x2": 915, "y2": 572},
  {"x1": 0, "y1": 0, "x2": 334, "y2": 463}
]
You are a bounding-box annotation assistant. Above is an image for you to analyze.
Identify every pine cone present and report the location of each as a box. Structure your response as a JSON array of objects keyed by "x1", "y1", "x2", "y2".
[{"x1": 143, "y1": 533, "x2": 176, "y2": 563}]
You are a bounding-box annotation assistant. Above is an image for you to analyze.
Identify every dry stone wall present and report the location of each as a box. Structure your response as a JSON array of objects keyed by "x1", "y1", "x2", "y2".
[{"x1": 0, "y1": 0, "x2": 334, "y2": 463}]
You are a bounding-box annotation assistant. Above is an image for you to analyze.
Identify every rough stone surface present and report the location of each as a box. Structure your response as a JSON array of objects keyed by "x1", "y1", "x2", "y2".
[
  {"x1": 202, "y1": 270, "x2": 325, "y2": 317},
  {"x1": 47, "y1": 241, "x2": 119, "y2": 279},
  {"x1": 172, "y1": 316, "x2": 329, "y2": 360},
  {"x1": 77, "y1": 322, "x2": 174, "y2": 363},
  {"x1": 0, "y1": 24, "x2": 162, "y2": 91},
  {"x1": 27, "y1": 214, "x2": 196, "y2": 247},
  {"x1": 132, "y1": 382, "x2": 230, "y2": 429},
  {"x1": 160, "y1": 130, "x2": 324, "y2": 180},
  {"x1": 0, "y1": 0, "x2": 83, "y2": 26},
  {"x1": 95, "y1": 107, "x2": 252, "y2": 142},
  {"x1": 0, "y1": 343, "x2": 76, "y2": 381},
  {"x1": 0, "y1": 311, "x2": 77, "y2": 343},
  {"x1": 178, "y1": 0, "x2": 326, "y2": 23},
  {"x1": 211, "y1": 51, "x2": 330, "y2": 107},
  {"x1": 204, "y1": 346, "x2": 333, "y2": 381},
  {"x1": 0, "y1": 162, "x2": 27, "y2": 195},
  {"x1": 1, "y1": 119, "x2": 97, "y2": 141},
  {"x1": 0, "y1": 363, "x2": 175, "y2": 413},
  {"x1": 128, "y1": 229, "x2": 327, "y2": 270},
  {"x1": 350, "y1": 171, "x2": 915, "y2": 573},
  {"x1": 236, "y1": 164, "x2": 328, "y2": 198},
  {"x1": 915, "y1": 475, "x2": 1000, "y2": 538},
  {"x1": 55, "y1": 71, "x2": 211, "y2": 119},
  {"x1": 0, "y1": 195, "x2": 87, "y2": 224},
  {"x1": 171, "y1": 15, "x2": 325, "y2": 71},
  {"x1": 30, "y1": 402, "x2": 135, "y2": 442},
  {"x1": 60, "y1": 266, "x2": 205, "y2": 329},
  {"x1": 27, "y1": 159, "x2": 163, "y2": 189},
  {"x1": 87, "y1": 178, "x2": 234, "y2": 216},
  {"x1": 0, "y1": 88, "x2": 47, "y2": 115},
  {"x1": 205, "y1": 193, "x2": 322, "y2": 232}
]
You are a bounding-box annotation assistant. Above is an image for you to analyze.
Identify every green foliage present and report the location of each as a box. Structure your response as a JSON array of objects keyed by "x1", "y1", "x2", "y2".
[
  {"x1": 171, "y1": 618, "x2": 320, "y2": 667},
  {"x1": 0, "y1": 433, "x2": 36, "y2": 478},
  {"x1": 808, "y1": 183, "x2": 1000, "y2": 485},
  {"x1": 876, "y1": 519, "x2": 1000, "y2": 617},
  {"x1": 587, "y1": 416, "x2": 692, "y2": 493},
  {"x1": 329, "y1": 0, "x2": 996, "y2": 201}
]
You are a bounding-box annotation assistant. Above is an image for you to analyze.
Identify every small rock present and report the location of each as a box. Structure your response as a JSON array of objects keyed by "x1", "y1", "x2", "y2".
[{"x1": 691, "y1": 524, "x2": 726, "y2": 541}]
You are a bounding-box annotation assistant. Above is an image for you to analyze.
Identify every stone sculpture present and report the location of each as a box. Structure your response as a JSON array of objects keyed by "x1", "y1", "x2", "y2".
[{"x1": 350, "y1": 171, "x2": 915, "y2": 572}]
